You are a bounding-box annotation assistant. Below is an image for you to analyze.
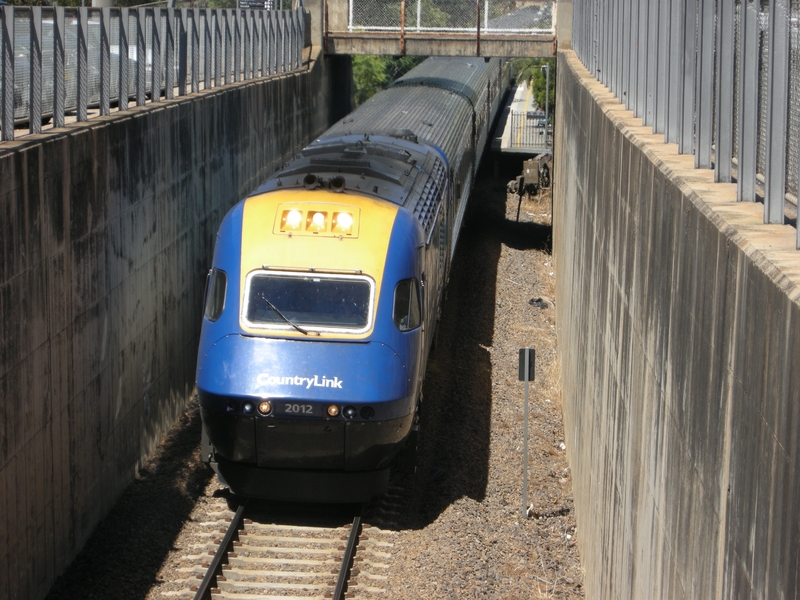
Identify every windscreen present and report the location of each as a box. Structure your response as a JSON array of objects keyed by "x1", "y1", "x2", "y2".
[{"x1": 243, "y1": 272, "x2": 374, "y2": 333}]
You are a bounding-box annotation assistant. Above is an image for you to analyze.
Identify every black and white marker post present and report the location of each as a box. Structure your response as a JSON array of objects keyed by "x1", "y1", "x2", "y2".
[{"x1": 518, "y1": 347, "x2": 535, "y2": 518}]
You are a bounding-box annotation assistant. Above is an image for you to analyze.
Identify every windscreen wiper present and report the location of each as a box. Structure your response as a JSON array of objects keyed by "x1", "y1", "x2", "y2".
[{"x1": 260, "y1": 294, "x2": 310, "y2": 336}]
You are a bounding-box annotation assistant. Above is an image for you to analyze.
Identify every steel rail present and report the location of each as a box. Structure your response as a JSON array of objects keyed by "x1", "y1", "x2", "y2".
[
  {"x1": 332, "y1": 512, "x2": 362, "y2": 600},
  {"x1": 192, "y1": 500, "x2": 248, "y2": 600}
]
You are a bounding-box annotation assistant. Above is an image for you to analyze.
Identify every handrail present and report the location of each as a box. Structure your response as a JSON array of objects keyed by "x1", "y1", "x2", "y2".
[{"x1": 0, "y1": 5, "x2": 306, "y2": 141}]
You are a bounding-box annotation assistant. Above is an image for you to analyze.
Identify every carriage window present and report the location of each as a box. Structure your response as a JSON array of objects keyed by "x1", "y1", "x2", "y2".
[
  {"x1": 393, "y1": 279, "x2": 421, "y2": 331},
  {"x1": 243, "y1": 272, "x2": 374, "y2": 334},
  {"x1": 204, "y1": 269, "x2": 227, "y2": 322}
]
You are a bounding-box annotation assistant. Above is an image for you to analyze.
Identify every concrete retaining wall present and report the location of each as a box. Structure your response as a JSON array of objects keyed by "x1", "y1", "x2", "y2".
[
  {"x1": 0, "y1": 52, "x2": 352, "y2": 600},
  {"x1": 554, "y1": 50, "x2": 800, "y2": 599}
]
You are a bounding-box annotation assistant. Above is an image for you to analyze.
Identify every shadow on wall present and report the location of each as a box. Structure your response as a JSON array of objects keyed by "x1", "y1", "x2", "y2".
[{"x1": 44, "y1": 398, "x2": 212, "y2": 600}]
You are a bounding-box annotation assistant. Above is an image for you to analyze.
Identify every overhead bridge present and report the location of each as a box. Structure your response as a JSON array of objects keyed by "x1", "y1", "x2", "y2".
[{"x1": 324, "y1": 0, "x2": 561, "y2": 57}]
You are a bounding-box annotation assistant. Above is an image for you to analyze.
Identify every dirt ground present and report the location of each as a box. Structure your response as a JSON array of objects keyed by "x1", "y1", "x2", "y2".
[{"x1": 44, "y1": 159, "x2": 584, "y2": 600}]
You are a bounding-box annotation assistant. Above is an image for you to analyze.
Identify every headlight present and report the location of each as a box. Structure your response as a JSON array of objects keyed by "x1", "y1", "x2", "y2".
[
  {"x1": 306, "y1": 211, "x2": 328, "y2": 232},
  {"x1": 332, "y1": 212, "x2": 354, "y2": 234},
  {"x1": 281, "y1": 209, "x2": 303, "y2": 231}
]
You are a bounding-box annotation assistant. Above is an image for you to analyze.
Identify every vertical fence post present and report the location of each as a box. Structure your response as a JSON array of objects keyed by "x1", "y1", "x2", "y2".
[
  {"x1": 214, "y1": 10, "x2": 222, "y2": 87},
  {"x1": 191, "y1": 8, "x2": 199, "y2": 92},
  {"x1": 178, "y1": 9, "x2": 187, "y2": 95},
  {"x1": 764, "y1": 0, "x2": 790, "y2": 223},
  {"x1": 694, "y1": 0, "x2": 715, "y2": 168},
  {"x1": 260, "y1": 11, "x2": 267, "y2": 76},
  {"x1": 627, "y1": 0, "x2": 638, "y2": 114},
  {"x1": 244, "y1": 9, "x2": 251, "y2": 80},
  {"x1": 54, "y1": 7, "x2": 65, "y2": 128},
  {"x1": 165, "y1": 7, "x2": 174, "y2": 99},
  {"x1": 714, "y1": 0, "x2": 735, "y2": 182},
  {"x1": 476, "y1": 0, "x2": 481, "y2": 57},
  {"x1": 737, "y1": 0, "x2": 759, "y2": 202},
  {"x1": 655, "y1": 0, "x2": 669, "y2": 133},
  {"x1": 666, "y1": 0, "x2": 684, "y2": 143},
  {"x1": 678, "y1": 0, "x2": 695, "y2": 154},
  {"x1": 234, "y1": 9, "x2": 242, "y2": 82},
  {"x1": 1, "y1": 5, "x2": 13, "y2": 141},
  {"x1": 278, "y1": 11, "x2": 285, "y2": 73},
  {"x1": 100, "y1": 7, "x2": 111, "y2": 116},
  {"x1": 225, "y1": 10, "x2": 232, "y2": 83},
  {"x1": 137, "y1": 7, "x2": 147, "y2": 105},
  {"x1": 119, "y1": 8, "x2": 130, "y2": 109},
  {"x1": 77, "y1": 7, "x2": 88, "y2": 122},
  {"x1": 268, "y1": 11, "x2": 276, "y2": 75},
  {"x1": 292, "y1": 8, "x2": 299, "y2": 70},
  {"x1": 204, "y1": 10, "x2": 212, "y2": 89},
  {"x1": 634, "y1": 0, "x2": 647, "y2": 118},
  {"x1": 30, "y1": 7, "x2": 43, "y2": 134},
  {"x1": 644, "y1": 0, "x2": 658, "y2": 127},
  {"x1": 152, "y1": 8, "x2": 162, "y2": 102}
]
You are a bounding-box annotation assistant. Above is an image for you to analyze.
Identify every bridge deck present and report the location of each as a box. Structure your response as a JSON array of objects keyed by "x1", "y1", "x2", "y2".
[{"x1": 324, "y1": 32, "x2": 556, "y2": 58}]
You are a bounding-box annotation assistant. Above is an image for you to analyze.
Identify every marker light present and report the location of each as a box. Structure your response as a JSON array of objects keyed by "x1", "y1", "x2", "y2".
[
  {"x1": 343, "y1": 406, "x2": 358, "y2": 419},
  {"x1": 327, "y1": 405, "x2": 340, "y2": 417},
  {"x1": 281, "y1": 209, "x2": 303, "y2": 231},
  {"x1": 258, "y1": 401, "x2": 273, "y2": 415},
  {"x1": 332, "y1": 212, "x2": 354, "y2": 235},
  {"x1": 306, "y1": 211, "x2": 327, "y2": 232},
  {"x1": 242, "y1": 401, "x2": 255, "y2": 414}
]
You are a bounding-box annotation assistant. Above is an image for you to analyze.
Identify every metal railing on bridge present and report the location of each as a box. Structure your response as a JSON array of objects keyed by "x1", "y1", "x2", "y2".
[
  {"x1": 1, "y1": 5, "x2": 305, "y2": 141},
  {"x1": 572, "y1": 0, "x2": 800, "y2": 249},
  {"x1": 347, "y1": 0, "x2": 555, "y2": 34}
]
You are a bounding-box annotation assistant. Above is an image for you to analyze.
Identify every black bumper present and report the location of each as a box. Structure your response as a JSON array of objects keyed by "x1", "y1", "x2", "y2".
[{"x1": 207, "y1": 453, "x2": 391, "y2": 503}]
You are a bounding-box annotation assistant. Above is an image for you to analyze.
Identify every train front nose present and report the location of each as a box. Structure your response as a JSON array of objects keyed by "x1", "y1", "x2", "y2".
[{"x1": 197, "y1": 335, "x2": 415, "y2": 472}]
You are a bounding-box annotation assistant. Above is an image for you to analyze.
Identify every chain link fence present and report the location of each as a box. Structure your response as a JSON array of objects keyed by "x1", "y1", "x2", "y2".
[
  {"x1": 572, "y1": 0, "x2": 800, "y2": 248},
  {"x1": 1, "y1": 5, "x2": 305, "y2": 141},
  {"x1": 349, "y1": 0, "x2": 554, "y2": 34}
]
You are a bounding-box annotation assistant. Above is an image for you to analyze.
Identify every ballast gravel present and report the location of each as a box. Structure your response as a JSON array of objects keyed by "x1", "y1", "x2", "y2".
[{"x1": 44, "y1": 162, "x2": 584, "y2": 600}]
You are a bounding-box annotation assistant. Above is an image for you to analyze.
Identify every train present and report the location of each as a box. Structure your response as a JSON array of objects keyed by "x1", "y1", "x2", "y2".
[{"x1": 197, "y1": 56, "x2": 509, "y2": 503}]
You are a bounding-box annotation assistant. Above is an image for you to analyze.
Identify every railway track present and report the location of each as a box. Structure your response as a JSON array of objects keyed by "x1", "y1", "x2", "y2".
[{"x1": 174, "y1": 495, "x2": 396, "y2": 600}]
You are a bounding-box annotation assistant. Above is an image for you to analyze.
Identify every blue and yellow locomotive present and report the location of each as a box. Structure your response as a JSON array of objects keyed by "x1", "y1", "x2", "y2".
[{"x1": 197, "y1": 57, "x2": 508, "y2": 502}]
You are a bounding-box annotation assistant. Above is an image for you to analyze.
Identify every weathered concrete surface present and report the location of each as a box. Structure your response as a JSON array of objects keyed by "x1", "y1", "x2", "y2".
[
  {"x1": 0, "y1": 51, "x2": 352, "y2": 600},
  {"x1": 554, "y1": 49, "x2": 800, "y2": 599},
  {"x1": 325, "y1": 32, "x2": 557, "y2": 58}
]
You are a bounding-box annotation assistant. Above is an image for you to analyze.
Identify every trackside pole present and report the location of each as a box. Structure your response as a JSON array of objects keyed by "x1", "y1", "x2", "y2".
[{"x1": 518, "y1": 348, "x2": 535, "y2": 518}]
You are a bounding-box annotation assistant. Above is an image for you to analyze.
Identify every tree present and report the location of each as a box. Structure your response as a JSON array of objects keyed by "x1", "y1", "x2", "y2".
[
  {"x1": 352, "y1": 55, "x2": 425, "y2": 106},
  {"x1": 510, "y1": 57, "x2": 555, "y2": 119}
]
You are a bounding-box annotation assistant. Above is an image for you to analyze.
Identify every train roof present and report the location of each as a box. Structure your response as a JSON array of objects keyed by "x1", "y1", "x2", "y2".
[
  {"x1": 321, "y1": 85, "x2": 473, "y2": 165},
  {"x1": 390, "y1": 57, "x2": 500, "y2": 107}
]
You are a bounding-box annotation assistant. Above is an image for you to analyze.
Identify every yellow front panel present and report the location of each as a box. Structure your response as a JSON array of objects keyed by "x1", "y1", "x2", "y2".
[{"x1": 240, "y1": 189, "x2": 400, "y2": 338}]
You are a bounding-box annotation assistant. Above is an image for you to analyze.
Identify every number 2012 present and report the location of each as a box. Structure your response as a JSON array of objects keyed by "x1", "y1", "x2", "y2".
[{"x1": 284, "y1": 404, "x2": 313, "y2": 414}]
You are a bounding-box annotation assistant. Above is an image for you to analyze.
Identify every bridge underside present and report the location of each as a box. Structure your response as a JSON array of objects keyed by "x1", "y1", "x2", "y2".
[{"x1": 325, "y1": 32, "x2": 556, "y2": 57}]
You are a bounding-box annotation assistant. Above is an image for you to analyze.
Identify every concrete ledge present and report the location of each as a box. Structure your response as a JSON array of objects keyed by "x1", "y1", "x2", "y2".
[{"x1": 555, "y1": 48, "x2": 800, "y2": 600}]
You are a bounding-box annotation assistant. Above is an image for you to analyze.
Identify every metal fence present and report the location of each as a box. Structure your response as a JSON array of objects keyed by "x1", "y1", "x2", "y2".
[
  {"x1": 509, "y1": 110, "x2": 550, "y2": 148},
  {"x1": 1, "y1": 5, "x2": 305, "y2": 141},
  {"x1": 348, "y1": 0, "x2": 555, "y2": 34},
  {"x1": 572, "y1": 0, "x2": 800, "y2": 249}
]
